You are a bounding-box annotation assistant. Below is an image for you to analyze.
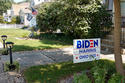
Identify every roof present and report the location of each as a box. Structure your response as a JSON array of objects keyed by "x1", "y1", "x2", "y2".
[{"x1": 12, "y1": 2, "x2": 30, "y2": 16}]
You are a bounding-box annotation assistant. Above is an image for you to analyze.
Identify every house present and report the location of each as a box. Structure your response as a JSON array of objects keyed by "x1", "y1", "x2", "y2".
[
  {"x1": 3, "y1": 2, "x2": 30, "y2": 23},
  {"x1": 11, "y1": 3, "x2": 30, "y2": 16},
  {"x1": 103, "y1": 0, "x2": 125, "y2": 27},
  {"x1": 3, "y1": 10, "x2": 12, "y2": 22},
  {"x1": 101, "y1": 0, "x2": 125, "y2": 53},
  {"x1": 30, "y1": 0, "x2": 52, "y2": 7},
  {"x1": 19, "y1": 8, "x2": 31, "y2": 26},
  {"x1": 22, "y1": 0, "x2": 53, "y2": 27}
]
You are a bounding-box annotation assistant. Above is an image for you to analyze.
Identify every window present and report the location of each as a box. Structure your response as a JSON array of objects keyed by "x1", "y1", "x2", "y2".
[
  {"x1": 108, "y1": 0, "x2": 113, "y2": 10},
  {"x1": 121, "y1": 1, "x2": 125, "y2": 16},
  {"x1": 104, "y1": 0, "x2": 113, "y2": 10}
]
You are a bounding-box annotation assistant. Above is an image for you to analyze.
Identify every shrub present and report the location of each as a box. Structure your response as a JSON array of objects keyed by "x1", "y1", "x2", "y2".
[
  {"x1": 16, "y1": 16, "x2": 21, "y2": 24},
  {"x1": 40, "y1": 33, "x2": 73, "y2": 44},
  {"x1": 5, "y1": 16, "x2": 21, "y2": 24},
  {"x1": 37, "y1": 0, "x2": 112, "y2": 39},
  {"x1": 4, "y1": 61, "x2": 20, "y2": 72},
  {"x1": 108, "y1": 73, "x2": 125, "y2": 83},
  {"x1": 73, "y1": 71, "x2": 91, "y2": 83},
  {"x1": 0, "y1": 48, "x2": 8, "y2": 55},
  {"x1": 91, "y1": 66, "x2": 107, "y2": 83},
  {"x1": 73, "y1": 60, "x2": 117, "y2": 83},
  {"x1": 0, "y1": 16, "x2": 5, "y2": 23}
]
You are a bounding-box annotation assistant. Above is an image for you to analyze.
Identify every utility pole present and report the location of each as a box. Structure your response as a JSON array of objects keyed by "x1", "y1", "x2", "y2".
[{"x1": 114, "y1": 0, "x2": 124, "y2": 75}]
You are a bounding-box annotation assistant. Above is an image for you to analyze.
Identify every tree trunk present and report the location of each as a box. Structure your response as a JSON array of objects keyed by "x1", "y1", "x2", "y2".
[{"x1": 114, "y1": 0, "x2": 124, "y2": 75}]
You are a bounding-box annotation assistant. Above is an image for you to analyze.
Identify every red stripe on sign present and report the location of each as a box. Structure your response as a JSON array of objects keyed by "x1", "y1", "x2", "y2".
[
  {"x1": 90, "y1": 46, "x2": 93, "y2": 48},
  {"x1": 89, "y1": 40, "x2": 93, "y2": 42}
]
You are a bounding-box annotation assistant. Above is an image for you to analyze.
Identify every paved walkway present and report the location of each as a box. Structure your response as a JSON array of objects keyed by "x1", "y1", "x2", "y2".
[
  {"x1": 0, "y1": 47, "x2": 73, "y2": 70},
  {"x1": 100, "y1": 53, "x2": 125, "y2": 62},
  {"x1": 0, "y1": 44, "x2": 125, "y2": 83},
  {"x1": 0, "y1": 47, "x2": 73, "y2": 83}
]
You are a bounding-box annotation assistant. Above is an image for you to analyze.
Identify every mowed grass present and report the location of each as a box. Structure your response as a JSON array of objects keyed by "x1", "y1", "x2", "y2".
[
  {"x1": 0, "y1": 29, "x2": 72, "y2": 51},
  {"x1": 24, "y1": 60, "x2": 116, "y2": 83}
]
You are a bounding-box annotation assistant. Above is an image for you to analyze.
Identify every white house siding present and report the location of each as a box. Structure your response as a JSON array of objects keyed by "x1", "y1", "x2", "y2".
[{"x1": 31, "y1": 0, "x2": 51, "y2": 7}]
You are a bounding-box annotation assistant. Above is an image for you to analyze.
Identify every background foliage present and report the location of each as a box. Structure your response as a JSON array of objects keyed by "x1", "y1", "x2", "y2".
[
  {"x1": 0, "y1": 0, "x2": 13, "y2": 15},
  {"x1": 0, "y1": 16, "x2": 21, "y2": 24},
  {"x1": 37, "y1": 0, "x2": 112, "y2": 39}
]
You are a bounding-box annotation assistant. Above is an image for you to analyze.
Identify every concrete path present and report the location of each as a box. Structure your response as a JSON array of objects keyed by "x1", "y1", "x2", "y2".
[
  {"x1": 0, "y1": 46, "x2": 124, "y2": 83},
  {"x1": 0, "y1": 47, "x2": 73, "y2": 83},
  {"x1": 0, "y1": 47, "x2": 73, "y2": 70},
  {"x1": 0, "y1": 46, "x2": 125, "y2": 70},
  {"x1": 100, "y1": 54, "x2": 125, "y2": 62}
]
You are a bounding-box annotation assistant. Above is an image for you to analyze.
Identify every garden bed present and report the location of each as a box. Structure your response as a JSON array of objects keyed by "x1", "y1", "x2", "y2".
[{"x1": 23, "y1": 59, "x2": 120, "y2": 83}]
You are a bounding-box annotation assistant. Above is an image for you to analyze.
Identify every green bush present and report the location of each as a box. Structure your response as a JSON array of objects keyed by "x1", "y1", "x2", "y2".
[
  {"x1": 40, "y1": 33, "x2": 73, "y2": 44},
  {"x1": 108, "y1": 73, "x2": 125, "y2": 83},
  {"x1": 0, "y1": 16, "x2": 5, "y2": 23},
  {"x1": 91, "y1": 66, "x2": 107, "y2": 83},
  {"x1": 37, "y1": 0, "x2": 112, "y2": 39},
  {"x1": 16, "y1": 16, "x2": 21, "y2": 24},
  {"x1": 5, "y1": 16, "x2": 21, "y2": 24},
  {"x1": 4, "y1": 61, "x2": 20, "y2": 72},
  {"x1": 73, "y1": 71, "x2": 91, "y2": 83},
  {"x1": 73, "y1": 60, "x2": 117, "y2": 83},
  {"x1": 0, "y1": 48, "x2": 8, "y2": 55}
]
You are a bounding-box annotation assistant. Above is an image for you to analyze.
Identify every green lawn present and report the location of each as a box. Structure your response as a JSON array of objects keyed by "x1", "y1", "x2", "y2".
[
  {"x1": 0, "y1": 29, "x2": 72, "y2": 51},
  {"x1": 24, "y1": 60, "x2": 116, "y2": 83}
]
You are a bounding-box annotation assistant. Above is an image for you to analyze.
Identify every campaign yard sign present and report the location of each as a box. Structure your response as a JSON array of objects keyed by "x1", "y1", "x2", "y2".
[{"x1": 73, "y1": 38, "x2": 100, "y2": 63}]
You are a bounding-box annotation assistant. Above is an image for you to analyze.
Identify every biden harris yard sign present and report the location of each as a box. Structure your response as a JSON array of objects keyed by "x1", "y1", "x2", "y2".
[{"x1": 73, "y1": 38, "x2": 100, "y2": 63}]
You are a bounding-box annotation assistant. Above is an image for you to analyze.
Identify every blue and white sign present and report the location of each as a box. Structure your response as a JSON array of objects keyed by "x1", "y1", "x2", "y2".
[
  {"x1": 27, "y1": 13, "x2": 33, "y2": 21},
  {"x1": 29, "y1": 17, "x2": 36, "y2": 27},
  {"x1": 73, "y1": 38, "x2": 100, "y2": 63}
]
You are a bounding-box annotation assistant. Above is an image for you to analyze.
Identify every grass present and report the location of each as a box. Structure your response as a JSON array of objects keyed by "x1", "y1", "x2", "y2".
[
  {"x1": 0, "y1": 29, "x2": 72, "y2": 52},
  {"x1": 24, "y1": 59, "x2": 116, "y2": 83}
]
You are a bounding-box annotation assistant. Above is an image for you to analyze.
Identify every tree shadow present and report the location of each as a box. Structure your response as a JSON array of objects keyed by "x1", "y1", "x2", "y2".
[
  {"x1": 13, "y1": 45, "x2": 54, "y2": 52},
  {"x1": 24, "y1": 61, "x2": 93, "y2": 83},
  {"x1": 39, "y1": 39, "x2": 72, "y2": 46}
]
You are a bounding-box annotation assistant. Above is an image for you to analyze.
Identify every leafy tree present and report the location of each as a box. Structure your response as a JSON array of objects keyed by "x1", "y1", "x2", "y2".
[
  {"x1": 37, "y1": 2, "x2": 65, "y2": 33},
  {"x1": 0, "y1": 16, "x2": 5, "y2": 23},
  {"x1": 16, "y1": 16, "x2": 21, "y2": 24},
  {"x1": 0, "y1": 0, "x2": 12, "y2": 15},
  {"x1": 37, "y1": 0, "x2": 112, "y2": 38}
]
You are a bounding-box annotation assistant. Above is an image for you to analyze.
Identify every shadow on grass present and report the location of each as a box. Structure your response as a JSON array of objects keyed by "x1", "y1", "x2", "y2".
[
  {"x1": 24, "y1": 61, "x2": 93, "y2": 83},
  {"x1": 13, "y1": 39, "x2": 72, "y2": 52},
  {"x1": 24, "y1": 60, "x2": 116, "y2": 83},
  {"x1": 13, "y1": 45, "x2": 54, "y2": 52},
  {"x1": 39, "y1": 39, "x2": 72, "y2": 46}
]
